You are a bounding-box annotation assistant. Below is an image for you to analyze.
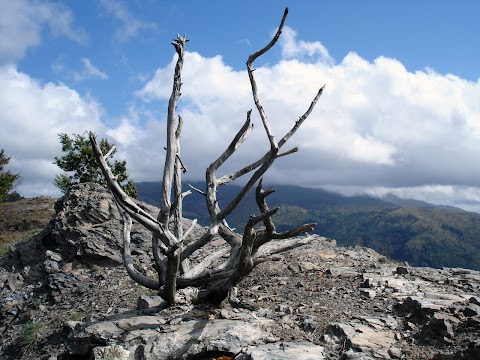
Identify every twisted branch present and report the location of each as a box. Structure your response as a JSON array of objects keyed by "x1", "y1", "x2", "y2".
[{"x1": 90, "y1": 8, "x2": 324, "y2": 306}]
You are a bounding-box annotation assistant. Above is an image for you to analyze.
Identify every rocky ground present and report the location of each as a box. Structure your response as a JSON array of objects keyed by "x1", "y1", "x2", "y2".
[{"x1": 0, "y1": 183, "x2": 479, "y2": 359}]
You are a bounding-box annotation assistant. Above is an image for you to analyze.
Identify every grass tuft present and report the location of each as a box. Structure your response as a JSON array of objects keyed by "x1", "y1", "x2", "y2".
[{"x1": 21, "y1": 321, "x2": 41, "y2": 354}]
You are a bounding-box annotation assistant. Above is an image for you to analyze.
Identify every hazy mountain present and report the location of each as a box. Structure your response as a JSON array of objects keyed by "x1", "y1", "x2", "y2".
[
  {"x1": 380, "y1": 193, "x2": 464, "y2": 211},
  {"x1": 136, "y1": 181, "x2": 480, "y2": 271}
]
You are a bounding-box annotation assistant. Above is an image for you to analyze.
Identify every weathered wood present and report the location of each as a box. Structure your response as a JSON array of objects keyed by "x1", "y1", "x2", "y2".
[
  {"x1": 120, "y1": 209, "x2": 160, "y2": 290},
  {"x1": 246, "y1": 7, "x2": 289, "y2": 150},
  {"x1": 90, "y1": 7, "x2": 324, "y2": 305}
]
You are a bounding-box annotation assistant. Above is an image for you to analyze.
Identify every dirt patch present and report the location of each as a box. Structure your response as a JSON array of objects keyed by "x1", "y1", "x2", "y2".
[{"x1": 0, "y1": 197, "x2": 57, "y2": 256}]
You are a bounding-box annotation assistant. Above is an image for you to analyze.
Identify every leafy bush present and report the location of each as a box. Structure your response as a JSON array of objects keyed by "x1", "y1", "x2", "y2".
[{"x1": 54, "y1": 132, "x2": 137, "y2": 198}]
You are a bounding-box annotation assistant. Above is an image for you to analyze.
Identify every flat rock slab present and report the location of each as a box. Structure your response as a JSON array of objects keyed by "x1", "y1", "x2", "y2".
[
  {"x1": 239, "y1": 341, "x2": 326, "y2": 359},
  {"x1": 66, "y1": 315, "x2": 326, "y2": 359},
  {"x1": 324, "y1": 316, "x2": 399, "y2": 359}
]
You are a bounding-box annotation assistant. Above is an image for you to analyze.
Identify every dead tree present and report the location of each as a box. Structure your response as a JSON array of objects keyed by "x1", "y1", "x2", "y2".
[{"x1": 90, "y1": 8, "x2": 324, "y2": 305}]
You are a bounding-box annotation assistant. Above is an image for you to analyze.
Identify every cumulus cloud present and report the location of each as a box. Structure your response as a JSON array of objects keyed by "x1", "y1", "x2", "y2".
[
  {"x1": 279, "y1": 26, "x2": 334, "y2": 64},
  {"x1": 0, "y1": 65, "x2": 105, "y2": 196},
  {"x1": 0, "y1": 0, "x2": 87, "y2": 64},
  {"x1": 130, "y1": 37, "x2": 480, "y2": 211},
  {"x1": 99, "y1": 0, "x2": 156, "y2": 42},
  {"x1": 2, "y1": 22, "x2": 480, "y2": 212}
]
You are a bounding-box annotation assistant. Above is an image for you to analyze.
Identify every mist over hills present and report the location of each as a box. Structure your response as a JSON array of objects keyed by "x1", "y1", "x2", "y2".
[{"x1": 136, "y1": 181, "x2": 480, "y2": 271}]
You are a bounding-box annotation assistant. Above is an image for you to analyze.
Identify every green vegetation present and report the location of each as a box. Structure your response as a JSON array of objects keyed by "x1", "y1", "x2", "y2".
[
  {"x1": 66, "y1": 311, "x2": 85, "y2": 322},
  {"x1": 0, "y1": 149, "x2": 21, "y2": 203},
  {"x1": 137, "y1": 181, "x2": 480, "y2": 270},
  {"x1": 54, "y1": 132, "x2": 137, "y2": 198},
  {"x1": 311, "y1": 206, "x2": 480, "y2": 270},
  {"x1": 0, "y1": 243, "x2": 11, "y2": 257},
  {"x1": 33, "y1": 293, "x2": 49, "y2": 307},
  {"x1": 21, "y1": 321, "x2": 41, "y2": 354},
  {"x1": 0, "y1": 228, "x2": 43, "y2": 257}
]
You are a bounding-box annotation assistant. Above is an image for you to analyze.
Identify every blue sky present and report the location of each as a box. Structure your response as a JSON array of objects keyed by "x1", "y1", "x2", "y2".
[
  {"x1": 1, "y1": 0, "x2": 480, "y2": 211},
  {"x1": 15, "y1": 1, "x2": 480, "y2": 118}
]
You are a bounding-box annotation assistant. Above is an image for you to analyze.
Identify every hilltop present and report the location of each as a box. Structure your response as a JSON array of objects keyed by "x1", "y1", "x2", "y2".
[
  {"x1": 137, "y1": 181, "x2": 480, "y2": 271},
  {"x1": 0, "y1": 183, "x2": 479, "y2": 359}
]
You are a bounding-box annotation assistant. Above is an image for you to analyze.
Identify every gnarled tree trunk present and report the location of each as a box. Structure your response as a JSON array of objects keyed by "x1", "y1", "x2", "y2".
[{"x1": 90, "y1": 7, "x2": 324, "y2": 305}]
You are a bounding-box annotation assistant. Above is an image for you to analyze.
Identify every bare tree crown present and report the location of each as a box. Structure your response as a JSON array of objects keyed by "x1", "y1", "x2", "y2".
[{"x1": 90, "y1": 8, "x2": 324, "y2": 305}]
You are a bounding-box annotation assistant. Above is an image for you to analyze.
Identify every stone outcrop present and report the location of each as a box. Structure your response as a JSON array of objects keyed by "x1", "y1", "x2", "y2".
[
  {"x1": 65, "y1": 314, "x2": 326, "y2": 359},
  {"x1": 0, "y1": 182, "x2": 479, "y2": 359},
  {"x1": 50, "y1": 182, "x2": 153, "y2": 266}
]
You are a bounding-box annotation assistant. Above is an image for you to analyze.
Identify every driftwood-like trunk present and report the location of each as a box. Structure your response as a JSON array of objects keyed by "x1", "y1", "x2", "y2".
[{"x1": 90, "y1": 7, "x2": 324, "y2": 305}]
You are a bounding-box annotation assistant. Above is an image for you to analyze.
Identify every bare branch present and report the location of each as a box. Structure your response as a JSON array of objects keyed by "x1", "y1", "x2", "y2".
[
  {"x1": 271, "y1": 223, "x2": 316, "y2": 239},
  {"x1": 215, "y1": 147, "x2": 278, "y2": 222},
  {"x1": 104, "y1": 146, "x2": 116, "y2": 160},
  {"x1": 90, "y1": 7, "x2": 323, "y2": 306},
  {"x1": 278, "y1": 147, "x2": 298, "y2": 157},
  {"x1": 205, "y1": 111, "x2": 254, "y2": 219},
  {"x1": 177, "y1": 268, "x2": 236, "y2": 289},
  {"x1": 217, "y1": 149, "x2": 292, "y2": 185},
  {"x1": 247, "y1": 8, "x2": 289, "y2": 63},
  {"x1": 181, "y1": 248, "x2": 230, "y2": 279},
  {"x1": 160, "y1": 35, "x2": 187, "y2": 228},
  {"x1": 253, "y1": 235, "x2": 318, "y2": 265},
  {"x1": 180, "y1": 226, "x2": 218, "y2": 261},
  {"x1": 181, "y1": 219, "x2": 198, "y2": 242},
  {"x1": 279, "y1": 85, "x2": 325, "y2": 147},
  {"x1": 246, "y1": 7, "x2": 288, "y2": 149},
  {"x1": 209, "y1": 111, "x2": 254, "y2": 172},
  {"x1": 90, "y1": 134, "x2": 164, "y2": 235},
  {"x1": 120, "y1": 210, "x2": 160, "y2": 290},
  {"x1": 255, "y1": 178, "x2": 276, "y2": 234},
  {"x1": 188, "y1": 183, "x2": 206, "y2": 196}
]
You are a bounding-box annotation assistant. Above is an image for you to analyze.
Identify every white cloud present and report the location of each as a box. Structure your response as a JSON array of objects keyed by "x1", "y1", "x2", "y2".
[
  {"x1": 130, "y1": 37, "x2": 480, "y2": 211},
  {"x1": 279, "y1": 26, "x2": 334, "y2": 64},
  {"x1": 2, "y1": 22, "x2": 480, "y2": 213},
  {"x1": 99, "y1": 0, "x2": 156, "y2": 42},
  {"x1": 323, "y1": 184, "x2": 480, "y2": 213},
  {"x1": 0, "y1": 0, "x2": 87, "y2": 64},
  {"x1": 0, "y1": 65, "x2": 105, "y2": 196},
  {"x1": 73, "y1": 58, "x2": 108, "y2": 82},
  {"x1": 106, "y1": 107, "x2": 142, "y2": 147}
]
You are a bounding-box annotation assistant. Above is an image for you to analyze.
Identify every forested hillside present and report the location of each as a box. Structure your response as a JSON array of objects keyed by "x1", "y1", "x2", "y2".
[{"x1": 137, "y1": 181, "x2": 480, "y2": 270}]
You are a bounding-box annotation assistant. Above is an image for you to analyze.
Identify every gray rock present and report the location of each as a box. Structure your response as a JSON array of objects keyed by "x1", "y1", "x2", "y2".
[
  {"x1": 49, "y1": 183, "x2": 202, "y2": 268},
  {"x1": 91, "y1": 344, "x2": 129, "y2": 360},
  {"x1": 65, "y1": 315, "x2": 277, "y2": 359},
  {"x1": 463, "y1": 303, "x2": 480, "y2": 317},
  {"x1": 6, "y1": 273, "x2": 23, "y2": 291},
  {"x1": 468, "y1": 296, "x2": 480, "y2": 305},
  {"x1": 388, "y1": 346, "x2": 402, "y2": 359},
  {"x1": 46, "y1": 250, "x2": 63, "y2": 262},
  {"x1": 301, "y1": 315, "x2": 319, "y2": 332},
  {"x1": 359, "y1": 288, "x2": 377, "y2": 299},
  {"x1": 3, "y1": 181, "x2": 480, "y2": 360},
  {"x1": 136, "y1": 295, "x2": 165, "y2": 310},
  {"x1": 426, "y1": 314, "x2": 456, "y2": 341},
  {"x1": 395, "y1": 266, "x2": 409, "y2": 275},
  {"x1": 239, "y1": 341, "x2": 326, "y2": 359},
  {"x1": 323, "y1": 317, "x2": 398, "y2": 359},
  {"x1": 44, "y1": 259, "x2": 61, "y2": 274},
  {"x1": 297, "y1": 261, "x2": 321, "y2": 272}
]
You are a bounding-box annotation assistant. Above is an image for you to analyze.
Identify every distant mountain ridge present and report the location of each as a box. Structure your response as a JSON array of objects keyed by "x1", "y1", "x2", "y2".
[
  {"x1": 380, "y1": 193, "x2": 465, "y2": 211},
  {"x1": 136, "y1": 181, "x2": 480, "y2": 271}
]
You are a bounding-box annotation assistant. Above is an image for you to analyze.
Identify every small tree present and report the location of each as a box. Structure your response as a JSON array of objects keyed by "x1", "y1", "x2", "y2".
[
  {"x1": 54, "y1": 132, "x2": 137, "y2": 198},
  {"x1": 0, "y1": 149, "x2": 21, "y2": 203},
  {"x1": 90, "y1": 8, "x2": 323, "y2": 305}
]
